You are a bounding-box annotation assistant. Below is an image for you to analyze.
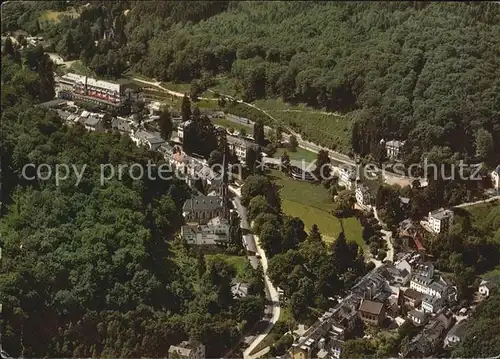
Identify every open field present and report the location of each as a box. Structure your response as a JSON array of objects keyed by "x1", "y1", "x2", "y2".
[
  {"x1": 270, "y1": 170, "x2": 363, "y2": 245},
  {"x1": 213, "y1": 117, "x2": 252, "y2": 133},
  {"x1": 161, "y1": 81, "x2": 192, "y2": 94},
  {"x1": 274, "y1": 147, "x2": 317, "y2": 163}
]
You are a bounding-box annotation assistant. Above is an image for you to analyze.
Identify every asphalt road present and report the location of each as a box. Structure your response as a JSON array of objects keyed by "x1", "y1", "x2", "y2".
[{"x1": 229, "y1": 186, "x2": 280, "y2": 359}]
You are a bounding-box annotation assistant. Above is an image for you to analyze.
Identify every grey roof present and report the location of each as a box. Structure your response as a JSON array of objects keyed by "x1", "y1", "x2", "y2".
[
  {"x1": 446, "y1": 321, "x2": 467, "y2": 339},
  {"x1": 183, "y1": 195, "x2": 223, "y2": 212},
  {"x1": 56, "y1": 109, "x2": 72, "y2": 120},
  {"x1": 494, "y1": 165, "x2": 500, "y2": 174},
  {"x1": 359, "y1": 300, "x2": 384, "y2": 315},
  {"x1": 386, "y1": 140, "x2": 405, "y2": 148},
  {"x1": 428, "y1": 281, "x2": 448, "y2": 294},
  {"x1": 403, "y1": 288, "x2": 423, "y2": 301},
  {"x1": 409, "y1": 309, "x2": 427, "y2": 322},
  {"x1": 227, "y1": 135, "x2": 253, "y2": 147},
  {"x1": 422, "y1": 294, "x2": 441, "y2": 305},
  {"x1": 84, "y1": 116, "x2": 101, "y2": 126},
  {"x1": 480, "y1": 280, "x2": 498, "y2": 290},
  {"x1": 111, "y1": 117, "x2": 131, "y2": 132},
  {"x1": 37, "y1": 98, "x2": 67, "y2": 108},
  {"x1": 429, "y1": 208, "x2": 454, "y2": 219},
  {"x1": 412, "y1": 274, "x2": 433, "y2": 286}
]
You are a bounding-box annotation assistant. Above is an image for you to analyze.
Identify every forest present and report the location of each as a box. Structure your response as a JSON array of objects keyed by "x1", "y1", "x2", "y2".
[
  {"x1": 6, "y1": 0, "x2": 498, "y2": 164},
  {"x1": 0, "y1": 49, "x2": 265, "y2": 357}
]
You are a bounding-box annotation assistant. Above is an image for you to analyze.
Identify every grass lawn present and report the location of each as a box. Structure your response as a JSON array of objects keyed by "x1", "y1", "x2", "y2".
[
  {"x1": 274, "y1": 147, "x2": 317, "y2": 163},
  {"x1": 206, "y1": 254, "x2": 248, "y2": 280},
  {"x1": 253, "y1": 98, "x2": 352, "y2": 153},
  {"x1": 213, "y1": 117, "x2": 252, "y2": 133},
  {"x1": 249, "y1": 306, "x2": 292, "y2": 355},
  {"x1": 270, "y1": 170, "x2": 363, "y2": 245}
]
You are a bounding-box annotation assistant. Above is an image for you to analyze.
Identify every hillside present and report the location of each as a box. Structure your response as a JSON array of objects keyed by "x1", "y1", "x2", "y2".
[
  {"x1": 5, "y1": 1, "x2": 499, "y2": 162},
  {"x1": 125, "y1": 1, "x2": 500, "y2": 163}
]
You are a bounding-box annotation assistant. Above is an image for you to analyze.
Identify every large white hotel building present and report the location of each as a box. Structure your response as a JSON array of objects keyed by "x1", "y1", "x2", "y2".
[{"x1": 56, "y1": 73, "x2": 125, "y2": 106}]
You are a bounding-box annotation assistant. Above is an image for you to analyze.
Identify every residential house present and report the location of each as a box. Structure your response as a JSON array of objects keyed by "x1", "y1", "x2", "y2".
[
  {"x1": 385, "y1": 140, "x2": 405, "y2": 160},
  {"x1": 180, "y1": 216, "x2": 230, "y2": 245},
  {"x1": 421, "y1": 294, "x2": 442, "y2": 314},
  {"x1": 182, "y1": 195, "x2": 226, "y2": 224},
  {"x1": 111, "y1": 117, "x2": 133, "y2": 134},
  {"x1": 359, "y1": 300, "x2": 386, "y2": 326},
  {"x1": 231, "y1": 280, "x2": 250, "y2": 298},
  {"x1": 408, "y1": 309, "x2": 427, "y2": 326},
  {"x1": 479, "y1": 280, "x2": 497, "y2": 297},
  {"x1": 406, "y1": 311, "x2": 453, "y2": 357},
  {"x1": 290, "y1": 159, "x2": 317, "y2": 182},
  {"x1": 355, "y1": 184, "x2": 372, "y2": 207},
  {"x1": 168, "y1": 341, "x2": 205, "y2": 359},
  {"x1": 83, "y1": 115, "x2": 103, "y2": 132},
  {"x1": 444, "y1": 320, "x2": 467, "y2": 347},
  {"x1": 338, "y1": 166, "x2": 357, "y2": 190},
  {"x1": 401, "y1": 288, "x2": 423, "y2": 309},
  {"x1": 227, "y1": 135, "x2": 253, "y2": 163},
  {"x1": 131, "y1": 131, "x2": 165, "y2": 151},
  {"x1": 428, "y1": 208, "x2": 454, "y2": 234},
  {"x1": 385, "y1": 265, "x2": 411, "y2": 286},
  {"x1": 491, "y1": 165, "x2": 500, "y2": 190}
]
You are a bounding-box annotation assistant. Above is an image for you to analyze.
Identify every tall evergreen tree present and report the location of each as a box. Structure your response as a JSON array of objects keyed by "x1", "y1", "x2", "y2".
[{"x1": 181, "y1": 94, "x2": 192, "y2": 122}]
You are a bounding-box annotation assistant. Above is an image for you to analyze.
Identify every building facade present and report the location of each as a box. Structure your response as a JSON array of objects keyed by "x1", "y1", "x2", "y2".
[
  {"x1": 428, "y1": 208, "x2": 454, "y2": 234},
  {"x1": 56, "y1": 73, "x2": 124, "y2": 106},
  {"x1": 180, "y1": 217, "x2": 230, "y2": 245},
  {"x1": 355, "y1": 184, "x2": 372, "y2": 206},
  {"x1": 385, "y1": 140, "x2": 405, "y2": 160},
  {"x1": 358, "y1": 300, "x2": 386, "y2": 326}
]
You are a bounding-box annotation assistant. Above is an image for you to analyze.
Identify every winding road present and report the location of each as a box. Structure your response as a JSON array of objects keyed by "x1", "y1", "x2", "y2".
[{"x1": 228, "y1": 186, "x2": 281, "y2": 359}]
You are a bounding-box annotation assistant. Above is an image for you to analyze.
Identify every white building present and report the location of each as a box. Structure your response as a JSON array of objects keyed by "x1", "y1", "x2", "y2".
[
  {"x1": 168, "y1": 341, "x2": 205, "y2": 359},
  {"x1": 177, "y1": 120, "x2": 191, "y2": 143},
  {"x1": 355, "y1": 184, "x2": 372, "y2": 206},
  {"x1": 408, "y1": 309, "x2": 427, "y2": 326},
  {"x1": 385, "y1": 140, "x2": 405, "y2": 160},
  {"x1": 56, "y1": 72, "x2": 123, "y2": 106},
  {"x1": 428, "y1": 208, "x2": 454, "y2": 234},
  {"x1": 180, "y1": 217, "x2": 230, "y2": 245},
  {"x1": 491, "y1": 165, "x2": 500, "y2": 190},
  {"x1": 478, "y1": 280, "x2": 497, "y2": 297},
  {"x1": 410, "y1": 274, "x2": 450, "y2": 301},
  {"x1": 338, "y1": 166, "x2": 357, "y2": 190},
  {"x1": 227, "y1": 135, "x2": 252, "y2": 163}
]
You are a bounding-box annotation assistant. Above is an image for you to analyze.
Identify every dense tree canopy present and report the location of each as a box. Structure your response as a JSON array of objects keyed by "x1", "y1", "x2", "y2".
[{"x1": 0, "y1": 52, "x2": 261, "y2": 358}]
